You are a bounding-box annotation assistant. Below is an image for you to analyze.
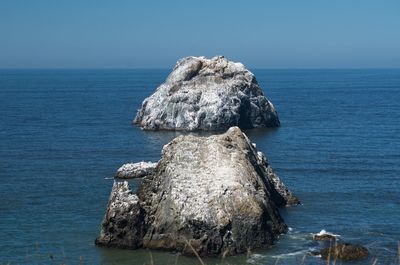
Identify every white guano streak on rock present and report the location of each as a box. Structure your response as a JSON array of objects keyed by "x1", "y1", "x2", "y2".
[{"x1": 109, "y1": 181, "x2": 138, "y2": 213}]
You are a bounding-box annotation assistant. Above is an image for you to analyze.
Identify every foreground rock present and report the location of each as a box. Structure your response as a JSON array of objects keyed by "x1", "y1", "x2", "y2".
[
  {"x1": 134, "y1": 56, "x2": 280, "y2": 131},
  {"x1": 319, "y1": 243, "x2": 369, "y2": 261},
  {"x1": 96, "y1": 127, "x2": 299, "y2": 256},
  {"x1": 115, "y1": 161, "x2": 157, "y2": 179}
]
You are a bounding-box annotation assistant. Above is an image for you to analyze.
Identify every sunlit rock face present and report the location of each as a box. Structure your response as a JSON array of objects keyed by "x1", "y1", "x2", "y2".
[
  {"x1": 134, "y1": 56, "x2": 280, "y2": 131},
  {"x1": 114, "y1": 161, "x2": 157, "y2": 179},
  {"x1": 96, "y1": 127, "x2": 299, "y2": 256}
]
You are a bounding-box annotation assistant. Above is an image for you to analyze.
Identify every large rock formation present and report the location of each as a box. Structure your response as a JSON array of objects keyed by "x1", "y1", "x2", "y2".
[
  {"x1": 96, "y1": 127, "x2": 298, "y2": 256},
  {"x1": 134, "y1": 56, "x2": 280, "y2": 131}
]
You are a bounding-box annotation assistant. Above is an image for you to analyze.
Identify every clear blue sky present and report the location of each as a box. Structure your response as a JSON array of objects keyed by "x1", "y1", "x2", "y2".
[{"x1": 1, "y1": 0, "x2": 399, "y2": 69}]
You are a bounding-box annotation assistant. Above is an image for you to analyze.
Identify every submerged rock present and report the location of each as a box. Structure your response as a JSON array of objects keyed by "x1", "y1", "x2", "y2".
[
  {"x1": 319, "y1": 243, "x2": 369, "y2": 261},
  {"x1": 96, "y1": 127, "x2": 299, "y2": 256},
  {"x1": 134, "y1": 56, "x2": 280, "y2": 131},
  {"x1": 313, "y1": 229, "x2": 340, "y2": 241},
  {"x1": 115, "y1": 161, "x2": 158, "y2": 179}
]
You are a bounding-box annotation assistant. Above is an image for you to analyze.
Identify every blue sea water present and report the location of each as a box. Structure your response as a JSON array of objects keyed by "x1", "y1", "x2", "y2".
[{"x1": 0, "y1": 69, "x2": 399, "y2": 265}]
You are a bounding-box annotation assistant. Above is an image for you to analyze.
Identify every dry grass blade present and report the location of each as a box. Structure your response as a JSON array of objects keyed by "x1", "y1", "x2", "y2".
[
  {"x1": 246, "y1": 247, "x2": 252, "y2": 259},
  {"x1": 300, "y1": 254, "x2": 307, "y2": 265},
  {"x1": 148, "y1": 251, "x2": 154, "y2": 265},
  {"x1": 333, "y1": 240, "x2": 338, "y2": 265},
  {"x1": 398, "y1": 241, "x2": 400, "y2": 263},
  {"x1": 326, "y1": 240, "x2": 332, "y2": 265},
  {"x1": 184, "y1": 239, "x2": 206, "y2": 265},
  {"x1": 174, "y1": 252, "x2": 180, "y2": 265},
  {"x1": 220, "y1": 249, "x2": 229, "y2": 264}
]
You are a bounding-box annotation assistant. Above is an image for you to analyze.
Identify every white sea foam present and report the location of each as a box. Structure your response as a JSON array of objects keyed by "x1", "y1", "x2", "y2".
[
  {"x1": 313, "y1": 229, "x2": 340, "y2": 238},
  {"x1": 271, "y1": 246, "x2": 321, "y2": 259},
  {"x1": 271, "y1": 249, "x2": 309, "y2": 258},
  {"x1": 246, "y1": 253, "x2": 267, "y2": 264}
]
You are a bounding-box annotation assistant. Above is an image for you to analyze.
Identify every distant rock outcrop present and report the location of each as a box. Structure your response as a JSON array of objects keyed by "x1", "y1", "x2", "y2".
[
  {"x1": 96, "y1": 127, "x2": 299, "y2": 256},
  {"x1": 134, "y1": 56, "x2": 280, "y2": 131},
  {"x1": 319, "y1": 243, "x2": 369, "y2": 261},
  {"x1": 115, "y1": 161, "x2": 157, "y2": 179}
]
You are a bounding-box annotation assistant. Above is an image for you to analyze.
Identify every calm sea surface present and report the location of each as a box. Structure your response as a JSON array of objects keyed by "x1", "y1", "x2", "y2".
[{"x1": 0, "y1": 69, "x2": 399, "y2": 265}]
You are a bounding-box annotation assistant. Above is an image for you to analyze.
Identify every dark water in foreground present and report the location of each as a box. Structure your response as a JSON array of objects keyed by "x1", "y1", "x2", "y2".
[{"x1": 0, "y1": 69, "x2": 399, "y2": 265}]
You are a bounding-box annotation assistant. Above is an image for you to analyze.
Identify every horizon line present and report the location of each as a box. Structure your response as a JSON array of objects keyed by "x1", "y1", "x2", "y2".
[{"x1": 1, "y1": 67, "x2": 400, "y2": 71}]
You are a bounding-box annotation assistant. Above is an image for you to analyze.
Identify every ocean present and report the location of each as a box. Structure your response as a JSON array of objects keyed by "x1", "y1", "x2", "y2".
[{"x1": 0, "y1": 69, "x2": 399, "y2": 264}]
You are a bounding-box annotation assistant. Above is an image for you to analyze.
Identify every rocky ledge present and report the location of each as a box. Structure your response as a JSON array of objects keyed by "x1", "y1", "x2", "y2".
[
  {"x1": 96, "y1": 127, "x2": 299, "y2": 256},
  {"x1": 115, "y1": 161, "x2": 157, "y2": 179},
  {"x1": 134, "y1": 56, "x2": 280, "y2": 131}
]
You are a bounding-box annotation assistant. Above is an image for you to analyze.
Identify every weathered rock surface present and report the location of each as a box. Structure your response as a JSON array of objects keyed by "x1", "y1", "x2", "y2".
[
  {"x1": 95, "y1": 181, "x2": 144, "y2": 248},
  {"x1": 96, "y1": 127, "x2": 298, "y2": 256},
  {"x1": 319, "y1": 243, "x2": 369, "y2": 261},
  {"x1": 115, "y1": 161, "x2": 158, "y2": 179},
  {"x1": 134, "y1": 56, "x2": 280, "y2": 131}
]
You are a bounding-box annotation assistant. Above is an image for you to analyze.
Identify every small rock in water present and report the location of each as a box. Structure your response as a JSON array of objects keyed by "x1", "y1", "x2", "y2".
[
  {"x1": 134, "y1": 56, "x2": 280, "y2": 131},
  {"x1": 319, "y1": 243, "x2": 369, "y2": 261},
  {"x1": 115, "y1": 161, "x2": 157, "y2": 179},
  {"x1": 313, "y1": 229, "x2": 339, "y2": 241}
]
